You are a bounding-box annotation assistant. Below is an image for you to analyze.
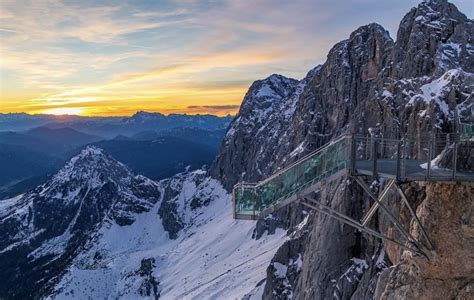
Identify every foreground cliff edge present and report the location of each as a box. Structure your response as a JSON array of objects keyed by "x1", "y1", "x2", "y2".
[{"x1": 0, "y1": 0, "x2": 473, "y2": 299}]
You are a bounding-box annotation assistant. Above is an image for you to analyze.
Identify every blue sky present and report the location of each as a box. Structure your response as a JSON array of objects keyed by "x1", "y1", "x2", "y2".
[{"x1": 0, "y1": 0, "x2": 472, "y2": 116}]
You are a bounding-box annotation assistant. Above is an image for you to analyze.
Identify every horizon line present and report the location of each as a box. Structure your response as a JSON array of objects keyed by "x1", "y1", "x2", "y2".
[{"x1": 0, "y1": 110, "x2": 236, "y2": 118}]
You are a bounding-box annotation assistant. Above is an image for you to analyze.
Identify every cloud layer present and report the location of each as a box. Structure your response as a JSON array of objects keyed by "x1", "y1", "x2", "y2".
[{"x1": 0, "y1": 0, "x2": 472, "y2": 116}]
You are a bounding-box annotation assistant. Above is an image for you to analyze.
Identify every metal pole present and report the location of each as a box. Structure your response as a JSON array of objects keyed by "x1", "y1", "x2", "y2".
[
  {"x1": 252, "y1": 187, "x2": 256, "y2": 220},
  {"x1": 395, "y1": 184, "x2": 435, "y2": 250},
  {"x1": 353, "y1": 176, "x2": 422, "y2": 250},
  {"x1": 301, "y1": 198, "x2": 425, "y2": 256},
  {"x1": 402, "y1": 137, "x2": 407, "y2": 181},
  {"x1": 350, "y1": 135, "x2": 356, "y2": 175},
  {"x1": 427, "y1": 134, "x2": 432, "y2": 180},
  {"x1": 452, "y1": 140, "x2": 458, "y2": 181},
  {"x1": 397, "y1": 139, "x2": 401, "y2": 182},
  {"x1": 372, "y1": 138, "x2": 378, "y2": 179},
  {"x1": 233, "y1": 188, "x2": 236, "y2": 219},
  {"x1": 361, "y1": 179, "x2": 395, "y2": 226},
  {"x1": 361, "y1": 179, "x2": 394, "y2": 225}
]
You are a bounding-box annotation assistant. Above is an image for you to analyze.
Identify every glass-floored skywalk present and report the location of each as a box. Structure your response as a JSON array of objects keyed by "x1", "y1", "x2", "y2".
[{"x1": 233, "y1": 130, "x2": 474, "y2": 220}]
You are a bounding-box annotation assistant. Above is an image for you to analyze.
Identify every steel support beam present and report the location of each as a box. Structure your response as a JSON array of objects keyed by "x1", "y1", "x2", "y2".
[
  {"x1": 361, "y1": 179, "x2": 395, "y2": 226},
  {"x1": 395, "y1": 184, "x2": 435, "y2": 250},
  {"x1": 352, "y1": 176, "x2": 425, "y2": 252}
]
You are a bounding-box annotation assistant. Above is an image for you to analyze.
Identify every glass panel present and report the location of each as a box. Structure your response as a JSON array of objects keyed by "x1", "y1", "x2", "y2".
[
  {"x1": 460, "y1": 123, "x2": 473, "y2": 141},
  {"x1": 234, "y1": 185, "x2": 256, "y2": 217},
  {"x1": 234, "y1": 137, "x2": 347, "y2": 218}
]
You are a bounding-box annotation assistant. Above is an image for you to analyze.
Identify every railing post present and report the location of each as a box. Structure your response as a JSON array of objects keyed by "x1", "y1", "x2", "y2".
[
  {"x1": 350, "y1": 135, "x2": 356, "y2": 175},
  {"x1": 402, "y1": 137, "x2": 408, "y2": 181},
  {"x1": 372, "y1": 137, "x2": 378, "y2": 179},
  {"x1": 446, "y1": 133, "x2": 450, "y2": 151},
  {"x1": 452, "y1": 139, "x2": 458, "y2": 181},
  {"x1": 252, "y1": 186, "x2": 257, "y2": 220},
  {"x1": 396, "y1": 139, "x2": 401, "y2": 182},
  {"x1": 232, "y1": 187, "x2": 236, "y2": 219},
  {"x1": 427, "y1": 134, "x2": 432, "y2": 180}
]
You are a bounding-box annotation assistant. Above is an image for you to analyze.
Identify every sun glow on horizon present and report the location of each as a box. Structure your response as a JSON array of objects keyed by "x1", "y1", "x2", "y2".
[
  {"x1": 41, "y1": 107, "x2": 85, "y2": 116},
  {"x1": 1, "y1": 0, "x2": 472, "y2": 117}
]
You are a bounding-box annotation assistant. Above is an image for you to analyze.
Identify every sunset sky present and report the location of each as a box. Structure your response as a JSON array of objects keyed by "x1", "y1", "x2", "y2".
[{"x1": 1, "y1": 0, "x2": 472, "y2": 116}]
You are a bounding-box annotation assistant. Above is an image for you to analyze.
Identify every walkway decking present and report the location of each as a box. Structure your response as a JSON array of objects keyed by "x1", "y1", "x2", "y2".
[{"x1": 355, "y1": 159, "x2": 474, "y2": 182}]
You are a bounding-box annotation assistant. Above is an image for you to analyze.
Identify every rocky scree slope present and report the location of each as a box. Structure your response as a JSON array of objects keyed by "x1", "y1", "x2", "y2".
[{"x1": 210, "y1": 0, "x2": 473, "y2": 298}]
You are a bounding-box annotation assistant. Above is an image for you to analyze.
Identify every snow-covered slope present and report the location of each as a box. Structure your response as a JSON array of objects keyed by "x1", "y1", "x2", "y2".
[
  {"x1": 50, "y1": 172, "x2": 286, "y2": 299},
  {"x1": 0, "y1": 148, "x2": 288, "y2": 299}
]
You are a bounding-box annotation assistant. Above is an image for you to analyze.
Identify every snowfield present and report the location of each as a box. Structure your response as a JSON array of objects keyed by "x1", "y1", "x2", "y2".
[{"x1": 49, "y1": 175, "x2": 287, "y2": 299}]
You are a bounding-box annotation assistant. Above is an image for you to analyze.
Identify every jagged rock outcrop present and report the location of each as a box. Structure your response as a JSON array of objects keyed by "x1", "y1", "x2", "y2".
[
  {"x1": 392, "y1": 0, "x2": 472, "y2": 79},
  {"x1": 375, "y1": 182, "x2": 474, "y2": 299},
  {"x1": 211, "y1": 74, "x2": 301, "y2": 189},
  {"x1": 158, "y1": 169, "x2": 225, "y2": 239}
]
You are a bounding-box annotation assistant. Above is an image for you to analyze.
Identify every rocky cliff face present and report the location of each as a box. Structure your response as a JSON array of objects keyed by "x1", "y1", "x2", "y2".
[
  {"x1": 375, "y1": 182, "x2": 474, "y2": 299},
  {"x1": 212, "y1": 0, "x2": 473, "y2": 190},
  {"x1": 210, "y1": 0, "x2": 473, "y2": 298}
]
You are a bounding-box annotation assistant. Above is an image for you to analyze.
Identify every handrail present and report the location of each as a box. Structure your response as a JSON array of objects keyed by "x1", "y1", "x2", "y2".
[{"x1": 254, "y1": 134, "x2": 348, "y2": 187}]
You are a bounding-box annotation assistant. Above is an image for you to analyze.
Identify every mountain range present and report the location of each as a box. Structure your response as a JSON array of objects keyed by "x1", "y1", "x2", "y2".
[
  {"x1": 0, "y1": 111, "x2": 233, "y2": 137},
  {"x1": 0, "y1": 113, "x2": 231, "y2": 199}
]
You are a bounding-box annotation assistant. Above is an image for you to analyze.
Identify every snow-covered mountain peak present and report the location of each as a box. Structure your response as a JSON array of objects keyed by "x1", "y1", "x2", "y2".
[
  {"x1": 73, "y1": 145, "x2": 104, "y2": 159},
  {"x1": 252, "y1": 74, "x2": 298, "y2": 100},
  {"x1": 52, "y1": 146, "x2": 131, "y2": 190},
  {"x1": 412, "y1": 0, "x2": 465, "y2": 26},
  {"x1": 0, "y1": 147, "x2": 163, "y2": 297},
  {"x1": 349, "y1": 23, "x2": 391, "y2": 41}
]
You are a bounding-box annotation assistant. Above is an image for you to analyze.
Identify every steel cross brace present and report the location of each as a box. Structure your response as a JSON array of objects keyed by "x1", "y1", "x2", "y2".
[
  {"x1": 361, "y1": 179, "x2": 395, "y2": 225},
  {"x1": 352, "y1": 176, "x2": 429, "y2": 255},
  {"x1": 394, "y1": 184, "x2": 435, "y2": 250},
  {"x1": 300, "y1": 196, "x2": 426, "y2": 257}
]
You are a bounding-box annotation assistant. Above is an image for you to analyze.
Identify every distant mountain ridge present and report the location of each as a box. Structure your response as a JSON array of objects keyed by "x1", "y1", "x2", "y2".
[
  {"x1": 0, "y1": 111, "x2": 233, "y2": 137},
  {"x1": 0, "y1": 113, "x2": 231, "y2": 198}
]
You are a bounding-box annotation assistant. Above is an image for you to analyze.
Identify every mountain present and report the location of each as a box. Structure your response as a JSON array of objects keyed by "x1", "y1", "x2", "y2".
[
  {"x1": 1, "y1": 1, "x2": 473, "y2": 299},
  {"x1": 0, "y1": 126, "x2": 102, "y2": 155},
  {"x1": 0, "y1": 147, "x2": 162, "y2": 298},
  {"x1": 0, "y1": 144, "x2": 62, "y2": 199},
  {"x1": 0, "y1": 112, "x2": 233, "y2": 138},
  {"x1": 0, "y1": 127, "x2": 103, "y2": 199},
  {"x1": 0, "y1": 123, "x2": 227, "y2": 199},
  {"x1": 0, "y1": 148, "x2": 286, "y2": 299},
  {"x1": 0, "y1": 113, "x2": 82, "y2": 131},
  {"x1": 25, "y1": 126, "x2": 103, "y2": 148},
  {"x1": 74, "y1": 112, "x2": 232, "y2": 138},
  {"x1": 2, "y1": 112, "x2": 233, "y2": 138}
]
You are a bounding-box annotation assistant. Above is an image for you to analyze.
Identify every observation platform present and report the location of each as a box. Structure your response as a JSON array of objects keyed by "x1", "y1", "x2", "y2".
[{"x1": 233, "y1": 131, "x2": 474, "y2": 221}]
